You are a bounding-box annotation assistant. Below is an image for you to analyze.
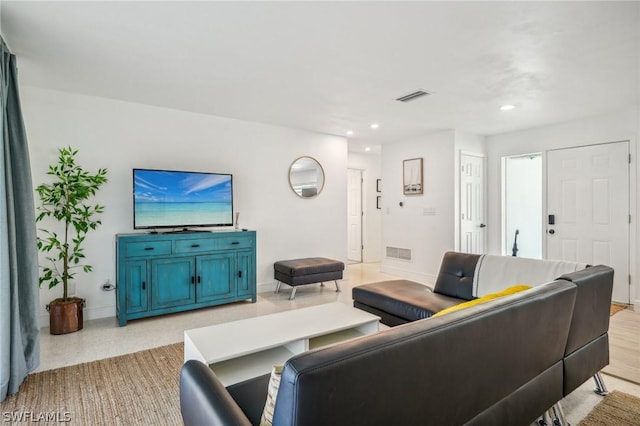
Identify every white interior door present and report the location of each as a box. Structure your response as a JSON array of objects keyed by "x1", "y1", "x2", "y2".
[
  {"x1": 347, "y1": 169, "x2": 363, "y2": 262},
  {"x1": 546, "y1": 142, "x2": 630, "y2": 303},
  {"x1": 460, "y1": 153, "x2": 486, "y2": 254}
]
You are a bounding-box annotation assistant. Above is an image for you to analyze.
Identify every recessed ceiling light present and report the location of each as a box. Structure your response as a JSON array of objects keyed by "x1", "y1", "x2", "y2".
[
  {"x1": 500, "y1": 104, "x2": 516, "y2": 111},
  {"x1": 370, "y1": 123, "x2": 379, "y2": 129},
  {"x1": 365, "y1": 147, "x2": 371, "y2": 152},
  {"x1": 346, "y1": 130, "x2": 353, "y2": 136}
]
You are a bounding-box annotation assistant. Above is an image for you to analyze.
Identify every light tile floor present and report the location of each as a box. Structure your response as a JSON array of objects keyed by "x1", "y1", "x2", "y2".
[
  {"x1": 35, "y1": 262, "x2": 640, "y2": 424},
  {"x1": 36, "y1": 262, "x2": 396, "y2": 372}
]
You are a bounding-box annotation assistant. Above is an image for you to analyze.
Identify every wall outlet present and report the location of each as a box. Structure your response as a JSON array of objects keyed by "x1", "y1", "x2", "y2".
[{"x1": 101, "y1": 279, "x2": 116, "y2": 291}]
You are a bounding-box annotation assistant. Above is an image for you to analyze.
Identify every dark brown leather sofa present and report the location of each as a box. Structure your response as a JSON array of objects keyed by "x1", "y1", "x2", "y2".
[
  {"x1": 350, "y1": 251, "x2": 614, "y2": 424},
  {"x1": 179, "y1": 272, "x2": 608, "y2": 426},
  {"x1": 352, "y1": 252, "x2": 480, "y2": 326}
]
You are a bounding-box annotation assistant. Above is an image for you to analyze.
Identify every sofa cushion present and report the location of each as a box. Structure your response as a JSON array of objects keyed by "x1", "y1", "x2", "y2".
[
  {"x1": 473, "y1": 254, "x2": 586, "y2": 297},
  {"x1": 432, "y1": 284, "x2": 531, "y2": 317},
  {"x1": 352, "y1": 280, "x2": 463, "y2": 321},
  {"x1": 274, "y1": 258, "x2": 344, "y2": 276},
  {"x1": 432, "y1": 251, "x2": 481, "y2": 300},
  {"x1": 226, "y1": 374, "x2": 271, "y2": 426},
  {"x1": 353, "y1": 302, "x2": 412, "y2": 327}
]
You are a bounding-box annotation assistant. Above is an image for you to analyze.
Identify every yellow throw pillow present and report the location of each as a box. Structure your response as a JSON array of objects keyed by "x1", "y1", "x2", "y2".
[
  {"x1": 260, "y1": 365, "x2": 284, "y2": 426},
  {"x1": 432, "y1": 285, "x2": 532, "y2": 318}
]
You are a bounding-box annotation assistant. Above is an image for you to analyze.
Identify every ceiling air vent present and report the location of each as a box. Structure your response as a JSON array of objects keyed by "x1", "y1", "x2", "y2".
[{"x1": 395, "y1": 90, "x2": 431, "y2": 103}]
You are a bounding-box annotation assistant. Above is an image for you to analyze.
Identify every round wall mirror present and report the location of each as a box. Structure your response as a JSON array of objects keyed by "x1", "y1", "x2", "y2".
[{"x1": 289, "y1": 156, "x2": 325, "y2": 198}]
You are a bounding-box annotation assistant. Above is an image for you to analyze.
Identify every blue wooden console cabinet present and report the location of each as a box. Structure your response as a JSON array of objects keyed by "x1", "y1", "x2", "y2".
[{"x1": 116, "y1": 231, "x2": 256, "y2": 326}]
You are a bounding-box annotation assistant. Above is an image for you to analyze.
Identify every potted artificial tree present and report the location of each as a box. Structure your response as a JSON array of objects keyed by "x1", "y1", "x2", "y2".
[{"x1": 36, "y1": 146, "x2": 108, "y2": 334}]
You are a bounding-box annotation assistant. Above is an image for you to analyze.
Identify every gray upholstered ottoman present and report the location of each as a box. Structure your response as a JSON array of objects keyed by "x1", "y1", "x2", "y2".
[{"x1": 274, "y1": 257, "x2": 345, "y2": 300}]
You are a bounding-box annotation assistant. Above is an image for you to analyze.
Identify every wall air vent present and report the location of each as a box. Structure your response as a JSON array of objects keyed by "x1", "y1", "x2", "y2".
[
  {"x1": 386, "y1": 246, "x2": 412, "y2": 261},
  {"x1": 395, "y1": 90, "x2": 431, "y2": 103}
]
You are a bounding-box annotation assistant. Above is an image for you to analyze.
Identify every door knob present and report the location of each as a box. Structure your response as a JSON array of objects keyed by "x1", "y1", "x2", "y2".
[
  {"x1": 548, "y1": 229, "x2": 555, "y2": 234},
  {"x1": 479, "y1": 224, "x2": 486, "y2": 228}
]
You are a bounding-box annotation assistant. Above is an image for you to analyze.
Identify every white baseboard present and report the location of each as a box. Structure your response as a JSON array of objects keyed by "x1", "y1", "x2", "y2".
[
  {"x1": 39, "y1": 305, "x2": 115, "y2": 329},
  {"x1": 38, "y1": 276, "x2": 348, "y2": 328},
  {"x1": 84, "y1": 305, "x2": 116, "y2": 321},
  {"x1": 257, "y1": 281, "x2": 279, "y2": 293},
  {"x1": 39, "y1": 314, "x2": 48, "y2": 329}
]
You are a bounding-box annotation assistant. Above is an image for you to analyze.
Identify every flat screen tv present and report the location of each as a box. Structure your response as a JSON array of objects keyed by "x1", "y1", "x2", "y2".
[{"x1": 133, "y1": 168, "x2": 233, "y2": 230}]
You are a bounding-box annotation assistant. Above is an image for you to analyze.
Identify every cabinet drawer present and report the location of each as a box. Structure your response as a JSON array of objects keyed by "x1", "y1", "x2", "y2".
[
  {"x1": 218, "y1": 236, "x2": 253, "y2": 250},
  {"x1": 125, "y1": 241, "x2": 172, "y2": 257},
  {"x1": 174, "y1": 238, "x2": 217, "y2": 253}
]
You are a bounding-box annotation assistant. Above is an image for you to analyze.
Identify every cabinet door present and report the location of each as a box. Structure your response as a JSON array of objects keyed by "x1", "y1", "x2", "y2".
[
  {"x1": 197, "y1": 254, "x2": 235, "y2": 303},
  {"x1": 236, "y1": 250, "x2": 255, "y2": 298},
  {"x1": 124, "y1": 260, "x2": 148, "y2": 314},
  {"x1": 151, "y1": 257, "x2": 196, "y2": 310}
]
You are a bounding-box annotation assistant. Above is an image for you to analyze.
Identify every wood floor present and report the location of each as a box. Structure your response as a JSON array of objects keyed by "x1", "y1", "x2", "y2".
[{"x1": 603, "y1": 307, "x2": 640, "y2": 384}]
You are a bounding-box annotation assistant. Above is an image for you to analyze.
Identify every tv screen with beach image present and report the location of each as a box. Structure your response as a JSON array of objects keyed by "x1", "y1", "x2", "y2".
[{"x1": 133, "y1": 169, "x2": 233, "y2": 229}]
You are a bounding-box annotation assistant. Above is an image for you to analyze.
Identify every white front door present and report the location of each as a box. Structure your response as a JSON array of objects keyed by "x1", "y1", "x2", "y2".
[
  {"x1": 546, "y1": 141, "x2": 630, "y2": 303},
  {"x1": 347, "y1": 169, "x2": 363, "y2": 262},
  {"x1": 460, "y1": 153, "x2": 486, "y2": 254}
]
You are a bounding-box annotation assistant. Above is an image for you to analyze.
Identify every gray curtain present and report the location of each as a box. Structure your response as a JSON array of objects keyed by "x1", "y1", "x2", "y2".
[{"x1": 0, "y1": 36, "x2": 40, "y2": 402}]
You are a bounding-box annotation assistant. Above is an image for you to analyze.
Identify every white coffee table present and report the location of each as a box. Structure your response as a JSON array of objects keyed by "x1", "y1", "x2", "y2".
[{"x1": 184, "y1": 302, "x2": 380, "y2": 386}]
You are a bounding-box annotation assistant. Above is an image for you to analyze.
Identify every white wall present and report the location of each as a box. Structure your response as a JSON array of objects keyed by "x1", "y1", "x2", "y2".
[
  {"x1": 454, "y1": 131, "x2": 485, "y2": 156},
  {"x1": 347, "y1": 151, "x2": 382, "y2": 262},
  {"x1": 22, "y1": 87, "x2": 348, "y2": 325},
  {"x1": 380, "y1": 130, "x2": 456, "y2": 285},
  {"x1": 486, "y1": 108, "x2": 639, "y2": 305}
]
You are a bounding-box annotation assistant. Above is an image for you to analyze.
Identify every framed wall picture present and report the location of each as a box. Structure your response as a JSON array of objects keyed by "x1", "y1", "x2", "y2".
[
  {"x1": 376, "y1": 195, "x2": 381, "y2": 209},
  {"x1": 403, "y1": 158, "x2": 423, "y2": 195}
]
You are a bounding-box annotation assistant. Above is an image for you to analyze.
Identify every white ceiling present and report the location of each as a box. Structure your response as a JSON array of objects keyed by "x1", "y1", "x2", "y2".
[{"x1": 2, "y1": 1, "x2": 639, "y2": 146}]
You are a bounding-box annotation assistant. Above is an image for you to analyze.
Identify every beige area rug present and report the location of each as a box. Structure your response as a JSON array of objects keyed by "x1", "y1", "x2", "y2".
[
  {"x1": 578, "y1": 391, "x2": 640, "y2": 425},
  {"x1": 0, "y1": 343, "x2": 183, "y2": 425},
  {"x1": 610, "y1": 303, "x2": 629, "y2": 316}
]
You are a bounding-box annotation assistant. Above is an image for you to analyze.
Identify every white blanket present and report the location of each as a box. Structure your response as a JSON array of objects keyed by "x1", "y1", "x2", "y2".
[{"x1": 473, "y1": 255, "x2": 587, "y2": 297}]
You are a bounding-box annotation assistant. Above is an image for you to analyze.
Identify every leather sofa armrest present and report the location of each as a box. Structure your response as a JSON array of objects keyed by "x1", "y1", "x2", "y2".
[
  {"x1": 180, "y1": 360, "x2": 252, "y2": 426},
  {"x1": 558, "y1": 265, "x2": 614, "y2": 355}
]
